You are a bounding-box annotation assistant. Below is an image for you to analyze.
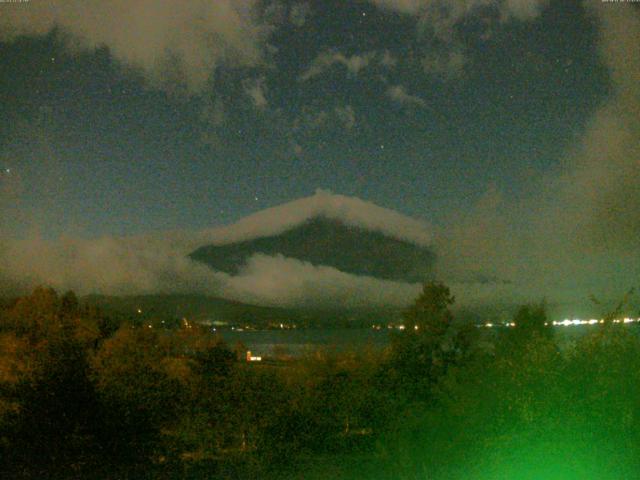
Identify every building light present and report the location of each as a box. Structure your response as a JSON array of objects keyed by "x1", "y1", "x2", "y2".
[{"x1": 246, "y1": 350, "x2": 262, "y2": 362}]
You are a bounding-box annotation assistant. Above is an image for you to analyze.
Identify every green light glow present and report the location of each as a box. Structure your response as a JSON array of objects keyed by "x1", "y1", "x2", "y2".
[{"x1": 466, "y1": 435, "x2": 638, "y2": 480}]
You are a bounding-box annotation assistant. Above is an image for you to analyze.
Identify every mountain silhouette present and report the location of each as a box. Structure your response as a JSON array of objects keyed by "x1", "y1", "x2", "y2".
[{"x1": 190, "y1": 216, "x2": 435, "y2": 283}]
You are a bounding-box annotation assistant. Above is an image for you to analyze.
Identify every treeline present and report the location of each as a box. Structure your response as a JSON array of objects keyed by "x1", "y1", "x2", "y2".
[{"x1": 1, "y1": 285, "x2": 640, "y2": 479}]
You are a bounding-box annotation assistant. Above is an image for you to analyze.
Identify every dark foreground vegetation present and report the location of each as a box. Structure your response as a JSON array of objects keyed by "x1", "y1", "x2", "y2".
[{"x1": 1, "y1": 284, "x2": 640, "y2": 479}]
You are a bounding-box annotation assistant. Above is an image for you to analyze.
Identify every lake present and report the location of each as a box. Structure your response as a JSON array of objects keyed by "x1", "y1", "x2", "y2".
[
  {"x1": 218, "y1": 323, "x2": 640, "y2": 358},
  {"x1": 219, "y1": 327, "x2": 390, "y2": 357}
]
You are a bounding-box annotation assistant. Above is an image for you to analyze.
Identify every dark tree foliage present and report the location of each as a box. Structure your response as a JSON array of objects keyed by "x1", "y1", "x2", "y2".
[
  {"x1": 496, "y1": 302, "x2": 554, "y2": 361},
  {"x1": 0, "y1": 288, "x2": 249, "y2": 478},
  {"x1": 512, "y1": 302, "x2": 551, "y2": 337},
  {"x1": 386, "y1": 281, "x2": 462, "y2": 399},
  {"x1": 0, "y1": 288, "x2": 101, "y2": 477},
  {"x1": 403, "y1": 281, "x2": 455, "y2": 334},
  {"x1": 2, "y1": 285, "x2": 640, "y2": 479}
]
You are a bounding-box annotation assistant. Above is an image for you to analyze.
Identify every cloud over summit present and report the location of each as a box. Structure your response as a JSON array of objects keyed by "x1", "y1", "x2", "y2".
[
  {"x1": 200, "y1": 189, "x2": 433, "y2": 247},
  {"x1": 0, "y1": 191, "x2": 432, "y2": 308}
]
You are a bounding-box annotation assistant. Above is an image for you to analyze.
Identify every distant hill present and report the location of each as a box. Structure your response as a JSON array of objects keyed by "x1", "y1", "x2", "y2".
[
  {"x1": 81, "y1": 293, "x2": 403, "y2": 329},
  {"x1": 190, "y1": 216, "x2": 435, "y2": 283}
]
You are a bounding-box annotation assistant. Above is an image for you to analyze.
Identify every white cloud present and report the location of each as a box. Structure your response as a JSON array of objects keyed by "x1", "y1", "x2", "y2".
[
  {"x1": 0, "y1": 190, "x2": 432, "y2": 308},
  {"x1": 0, "y1": 233, "x2": 224, "y2": 297},
  {"x1": 243, "y1": 77, "x2": 268, "y2": 108},
  {"x1": 299, "y1": 51, "x2": 376, "y2": 81},
  {"x1": 200, "y1": 189, "x2": 432, "y2": 247},
  {"x1": 0, "y1": 0, "x2": 271, "y2": 93},
  {"x1": 370, "y1": 1, "x2": 548, "y2": 80},
  {"x1": 503, "y1": 0, "x2": 549, "y2": 21},
  {"x1": 0, "y1": 228, "x2": 537, "y2": 310},
  {"x1": 386, "y1": 85, "x2": 426, "y2": 107},
  {"x1": 369, "y1": 0, "x2": 548, "y2": 21},
  {"x1": 222, "y1": 254, "x2": 421, "y2": 308}
]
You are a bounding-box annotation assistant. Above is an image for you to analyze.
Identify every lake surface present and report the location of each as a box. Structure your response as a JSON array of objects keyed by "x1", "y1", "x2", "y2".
[
  {"x1": 219, "y1": 328, "x2": 390, "y2": 357},
  {"x1": 218, "y1": 324, "x2": 640, "y2": 358}
]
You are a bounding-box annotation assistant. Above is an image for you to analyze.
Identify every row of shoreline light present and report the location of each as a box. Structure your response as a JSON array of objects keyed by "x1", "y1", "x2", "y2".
[
  {"x1": 373, "y1": 318, "x2": 640, "y2": 331},
  {"x1": 481, "y1": 317, "x2": 640, "y2": 328}
]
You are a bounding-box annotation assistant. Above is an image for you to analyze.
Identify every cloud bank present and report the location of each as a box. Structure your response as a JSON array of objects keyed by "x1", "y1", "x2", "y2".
[
  {"x1": 434, "y1": 3, "x2": 640, "y2": 313},
  {"x1": 221, "y1": 254, "x2": 421, "y2": 308},
  {"x1": 0, "y1": 233, "x2": 221, "y2": 297},
  {"x1": 0, "y1": 233, "x2": 425, "y2": 309},
  {"x1": 0, "y1": 191, "x2": 432, "y2": 308},
  {"x1": 0, "y1": 182, "x2": 548, "y2": 311}
]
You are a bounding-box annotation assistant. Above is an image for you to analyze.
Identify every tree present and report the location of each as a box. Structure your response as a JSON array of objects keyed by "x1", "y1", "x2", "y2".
[
  {"x1": 498, "y1": 302, "x2": 552, "y2": 357},
  {"x1": 386, "y1": 282, "x2": 456, "y2": 396},
  {"x1": 513, "y1": 303, "x2": 550, "y2": 336},
  {"x1": 0, "y1": 288, "x2": 101, "y2": 476},
  {"x1": 89, "y1": 325, "x2": 191, "y2": 463},
  {"x1": 403, "y1": 281, "x2": 455, "y2": 335}
]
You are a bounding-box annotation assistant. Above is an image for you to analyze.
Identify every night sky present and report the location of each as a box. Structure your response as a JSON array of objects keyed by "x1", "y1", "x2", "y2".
[
  {"x1": 0, "y1": 0, "x2": 610, "y2": 236},
  {"x1": 0, "y1": 1, "x2": 638, "y2": 312}
]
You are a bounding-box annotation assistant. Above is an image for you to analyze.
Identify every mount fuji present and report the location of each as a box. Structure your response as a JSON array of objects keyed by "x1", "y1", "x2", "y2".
[{"x1": 190, "y1": 190, "x2": 435, "y2": 285}]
